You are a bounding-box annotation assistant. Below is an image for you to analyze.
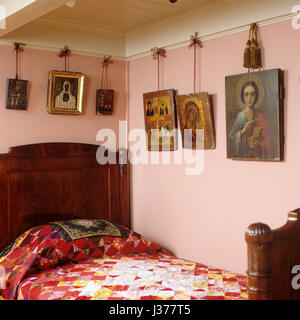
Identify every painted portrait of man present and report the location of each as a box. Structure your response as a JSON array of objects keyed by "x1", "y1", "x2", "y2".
[{"x1": 225, "y1": 69, "x2": 284, "y2": 161}]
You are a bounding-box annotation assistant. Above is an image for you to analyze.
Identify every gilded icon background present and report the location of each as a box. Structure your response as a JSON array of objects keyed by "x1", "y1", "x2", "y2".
[
  {"x1": 143, "y1": 89, "x2": 177, "y2": 151},
  {"x1": 176, "y1": 93, "x2": 215, "y2": 150}
]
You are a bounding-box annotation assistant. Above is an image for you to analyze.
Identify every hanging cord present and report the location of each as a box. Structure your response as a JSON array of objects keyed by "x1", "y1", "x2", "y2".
[
  {"x1": 58, "y1": 46, "x2": 71, "y2": 72},
  {"x1": 151, "y1": 47, "x2": 166, "y2": 91},
  {"x1": 13, "y1": 42, "x2": 25, "y2": 80},
  {"x1": 101, "y1": 56, "x2": 113, "y2": 89},
  {"x1": 188, "y1": 32, "x2": 202, "y2": 93},
  {"x1": 251, "y1": 23, "x2": 261, "y2": 72},
  {"x1": 248, "y1": 25, "x2": 255, "y2": 73}
]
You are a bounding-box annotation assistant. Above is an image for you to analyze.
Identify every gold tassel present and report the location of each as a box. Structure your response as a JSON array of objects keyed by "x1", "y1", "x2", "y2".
[
  {"x1": 250, "y1": 24, "x2": 262, "y2": 69},
  {"x1": 253, "y1": 42, "x2": 261, "y2": 68},
  {"x1": 243, "y1": 40, "x2": 251, "y2": 68},
  {"x1": 244, "y1": 23, "x2": 262, "y2": 70},
  {"x1": 250, "y1": 39, "x2": 258, "y2": 68}
]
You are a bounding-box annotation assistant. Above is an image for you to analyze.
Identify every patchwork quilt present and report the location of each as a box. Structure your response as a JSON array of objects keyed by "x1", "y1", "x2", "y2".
[{"x1": 0, "y1": 220, "x2": 248, "y2": 300}]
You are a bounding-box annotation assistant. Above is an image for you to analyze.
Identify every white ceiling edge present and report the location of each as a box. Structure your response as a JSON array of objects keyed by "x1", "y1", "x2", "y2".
[
  {"x1": 0, "y1": 38, "x2": 126, "y2": 61},
  {"x1": 0, "y1": 0, "x2": 36, "y2": 16},
  {"x1": 126, "y1": 13, "x2": 296, "y2": 61},
  {"x1": 0, "y1": 0, "x2": 69, "y2": 37},
  {"x1": 1, "y1": 19, "x2": 127, "y2": 60},
  {"x1": 1, "y1": 0, "x2": 299, "y2": 60},
  {"x1": 1, "y1": 13, "x2": 295, "y2": 62},
  {"x1": 126, "y1": 0, "x2": 300, "y2": 58}
]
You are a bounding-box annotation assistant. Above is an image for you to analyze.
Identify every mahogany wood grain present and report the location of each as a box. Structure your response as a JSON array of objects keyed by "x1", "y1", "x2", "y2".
[
  {"x1": 246, "y1": 209, "x2": 300, "y2": 300},
  {"x1": 0, "y1": 143, "x2": 130, "y2": 251}
]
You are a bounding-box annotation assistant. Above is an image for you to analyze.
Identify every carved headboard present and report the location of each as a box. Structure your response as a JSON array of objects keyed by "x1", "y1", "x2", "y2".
[{"x1": 0, "y1": 143, "x2": 130, "y2": 251}]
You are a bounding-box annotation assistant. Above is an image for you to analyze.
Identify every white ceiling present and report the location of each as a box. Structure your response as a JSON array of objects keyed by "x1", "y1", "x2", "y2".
[
  {"x1": 0, "y1": 0, "x2": 297, "y2": 58},
  {"x1": 38, "y1": 0, "x2": 218, "y2": 35}
]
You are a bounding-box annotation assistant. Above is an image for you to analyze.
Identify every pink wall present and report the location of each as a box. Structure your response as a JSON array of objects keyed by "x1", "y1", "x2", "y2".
[
  {"x1": 128, "y1": 19, "x2": 300, "y2": 275},
  {"x1": 1, "y1": 19, "x2": 299, "y2": 275},
  {"x1": 0, "y1": 45, "x2": 126, "y2": 153}
]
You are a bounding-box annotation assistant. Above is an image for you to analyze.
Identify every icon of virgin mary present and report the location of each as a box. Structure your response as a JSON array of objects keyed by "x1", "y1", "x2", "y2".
[{"x1": 55, "y1": 80, "x2": 76, "y2": 109}]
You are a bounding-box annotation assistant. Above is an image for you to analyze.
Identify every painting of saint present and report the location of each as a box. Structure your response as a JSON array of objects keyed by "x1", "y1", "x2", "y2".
[
  {"x1": 146, "y1": 100, "x2": 155, "y2": 116},
  {"x1": 47, "y1": 71, "x2": 84, "y2": 115},
  {"x1": 176, "y1": 93, "x2": 215, "y2": 150},
  {"x1": 55, "y1": 80, "x2": 77, "y2": 109},
  {"x1": 159, "y1": 103, "x2": 169, "y2": 115},
  {"x1": 6, "y1": 79, "x2": 28, "y2": 110},
  {"x1": 96, "y1": 89, "x2": 114, "y2": 115},
  {"x1": 143, "y1": 89, "x2": 177, "y2": 151},
  {"x1": 225, "y1": 69, "x2": 284, "y2": 161}
]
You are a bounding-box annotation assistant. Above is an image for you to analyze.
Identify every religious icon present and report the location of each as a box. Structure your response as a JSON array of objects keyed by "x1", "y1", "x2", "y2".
[
  {"x1": 47, "y1": 71, "x2": 85, "y2": 114},
  {"x1": 143, "y1": 89, "x2": 178, "y2": 151},
  {"x1": 96, "y1": 56, "x2": 114, "y2": 116},
  {"x1": 96, "y1": 89, "x2": 114, "y2": 115},
  {"x1": 55, "y1": 80, "x2": 76, "y2": 109},
  {"x1": 176, "y1": 92, "x2": 215, "y2": 149},
  {"x1": 225, "y1": 69, "x2": 284, "y2": 161},
  {"x1": 6, "y1": 79, "x2": 28, "y2": 110}
]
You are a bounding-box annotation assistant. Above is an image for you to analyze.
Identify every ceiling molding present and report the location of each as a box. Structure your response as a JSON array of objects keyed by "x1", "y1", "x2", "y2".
[
  {"x1": 126, "y1": 0, "x2": 299, "y2": 58},
  {"x1": 1, "y1": 0, "x2": 298, "y2": 60},
  {"x1": 0, "y1": 38, "x2": 126, "y2": 61},
  {"x1": 126, "y1": 13, "x2": 296, "y2": 60},
  {"x1": 0, "y1": 12, "x2": 295, "y2": 61}
]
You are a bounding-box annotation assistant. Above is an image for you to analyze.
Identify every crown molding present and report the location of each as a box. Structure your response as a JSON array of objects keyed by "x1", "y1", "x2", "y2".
[
  {"x1": 0, "y1": 11, "x2": 296, "y2": 61},
  {"x1": 126, "y1": 13, "x2": 296, "y2": 60},
  {"x1": 0, "y1": 38, "x2": 126, "y2": 61}
]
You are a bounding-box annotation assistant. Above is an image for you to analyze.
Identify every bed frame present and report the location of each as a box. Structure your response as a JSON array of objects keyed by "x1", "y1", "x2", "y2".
[
  {"x1": 0, "y1": 142, "x2": 299, "y2": 300},
  {"x1": 0, "y1": 143, "x2": 130, "y2": 252},
  {"x1": 246, "y1": 209, "x2": 300, "y2": 300}
]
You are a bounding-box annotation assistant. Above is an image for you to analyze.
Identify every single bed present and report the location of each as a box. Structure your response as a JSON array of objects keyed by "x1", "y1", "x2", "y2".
[{"x1": 0, "y1": 143, "x2": 299, "y2": 300}]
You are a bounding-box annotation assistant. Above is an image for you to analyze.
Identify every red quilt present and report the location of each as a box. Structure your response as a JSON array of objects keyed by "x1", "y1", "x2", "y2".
[{"x1": 0, "y1": 220, "x2": 247, "y2": 300}]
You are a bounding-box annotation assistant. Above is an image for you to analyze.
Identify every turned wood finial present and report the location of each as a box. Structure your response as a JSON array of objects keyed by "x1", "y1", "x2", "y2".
[
  {"x1": 246, "y1": 222, "x2": 273, "y2": 300},
  {"x1": 246, "y1": 223, "x2": 273, "y2": 243}
]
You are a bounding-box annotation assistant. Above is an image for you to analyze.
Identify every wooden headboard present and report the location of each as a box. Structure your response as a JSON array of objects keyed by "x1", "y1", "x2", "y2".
[{"x1": 0, "y1": 143, "x2": 130, "y2": 251}]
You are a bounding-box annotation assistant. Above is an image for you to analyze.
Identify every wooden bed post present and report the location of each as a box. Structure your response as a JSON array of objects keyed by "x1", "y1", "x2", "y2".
[{"x1": 246, "y1": 223, "x2": 273, "y2": 300}]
